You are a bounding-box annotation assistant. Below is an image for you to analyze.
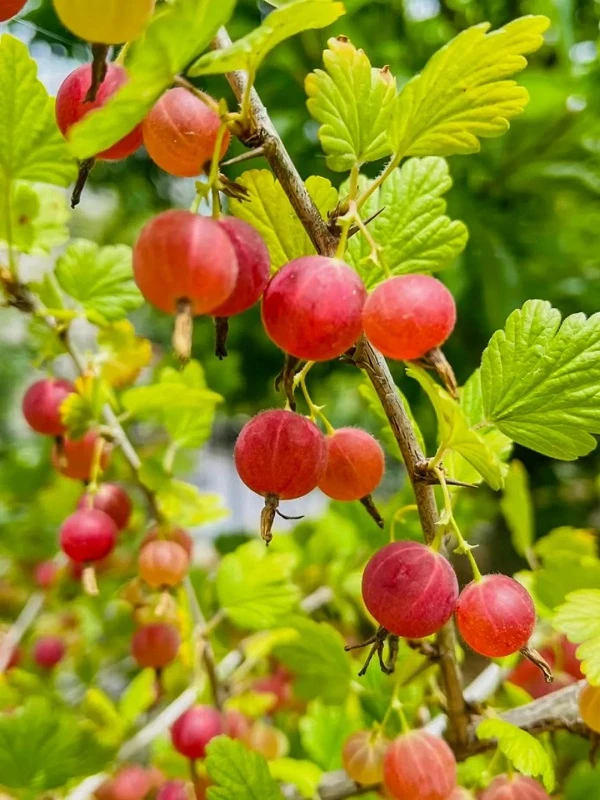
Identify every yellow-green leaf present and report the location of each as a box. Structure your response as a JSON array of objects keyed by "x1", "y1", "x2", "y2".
[
  {"x1": 97, "y1": 320, "x2": 153, "y2": 389},
  {"x1": 554, "y1": 590, "x2": 600, "y2": 686},
  {"x1": 476, "y1": 718, "x2": 555, "y2": 791}
]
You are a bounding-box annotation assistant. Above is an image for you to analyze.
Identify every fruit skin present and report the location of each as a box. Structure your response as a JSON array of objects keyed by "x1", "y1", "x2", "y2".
[
  {"x1": 234, "y1": 410, "x2": 327, "y2": 500},
  {"x1": 480, "y1": 774, "x2": 551, "y2": 799},
  {"x1": 156, "y1": 782, "x2": 189, "y2": 800},
  {"x1": 383, "y1": 730, "x2": 456, "y2": 800},
  {"x1": 52, "y1": 432, "x2": 110, "y2": 481},
  {"x1": 171, "y1": 705, "x2": 223, "y2": 760},
  {"x1": 210, "y1": 217, "x2": 271, "y2": 317},
  {"x1": 222, "y1": 709, "x2": 250, "y2": 740},
  {"x1": 143, "y1": 88, "x2": 230, "y2": 178},
  {"x1": 109, "y1": 765, "x2": 153, "y2": 800},
  {"x1": 362, "y1": 275, "x2": 456, "y2": 361},
  {"x1": 60, "y1": 508, "x2": 118, "y2": 563},
  {"x1": 261, "y1": 256, "x2": 367, "y2": 361},
  {"x1": 22, "y1": 378, "x2": 73, "y2": 436},
  {"x1": 579, "y1": 682, "x2": 600, "y2": 733},
  {"x1": 139, "y1": 540, "x2": 189, "y2": 588},
  {"x1": 448, "y1": 790, "x2": 475, "y2": 800},
  {"x1": 34, "y1": 560, "x2": 60, "y2": 589},
  {"x1": 133, "y1": 210, "x2": 238, "y2": 315},
  {"x1": 78, "y1": 483, "x2": 132, "y2": 531},
  {"x1": 361, "y1": 541, "x2": 458, "y2": 638},
  {"x1": 33, "y1": 636, "x2": 66, "y2": 669},
  {"x1": 0, "y1": 0, "x2": 27, "y2": 21},
  {"x1": 342, "y1": 730, "x2": 389, "y2": 786},
  {"x1": 55, "y1": 64, "x2": 143, "y2": 160},
  {"x1": 455, "y1": 575, "x2": 535, "y2": 658},
  {"x1": 142, "y1": 526, "x2": 193, "y2": 558},
  {"x1": 243, "y1": 721, "x2": 288, "y2": 760},
  {"x1": 318, "y1": 428, "x2": 385, "y2": 501},
  {"x1": 131, "y1": 623, "x2": 180, "y2": 669},
  {"x1": 54, "y1": 0, "x2": 155, "y2": 44}
]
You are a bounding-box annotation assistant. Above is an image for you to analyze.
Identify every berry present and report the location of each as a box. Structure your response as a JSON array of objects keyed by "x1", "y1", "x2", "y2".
[
  {"x1": 561, "y1": 635, "x2": 584, "y2": 679},
  {"x1": 261, "y1": 256, "x2": 366, "y2": 361},
  {"x1": 138, "y1": 540, "x2": 189, "y2": 588},
  {"x1": 449, "y1": 790, "x2": 475, "y2": 800},
  {"x1": 33, "y1": 636, "x2": 66, "y2": 669},
  {"x1": 242, "y1": 721, "x2": 288, "y2": 760},
  {"x1": 60, "y1": 508, "x2": 118, "y2": 563},
  {"x1": 253, "y1": 673, "x2": 292, "y2": 714},
  {"x1": 143, "y1": 88, "x2": 230, "y2": 178},
  {"x1": 78, "y1": 483, "x2": 132, "y2": 531},
  {"x1": 131, "y1": 623, "x2": 180, "y2": 669},
  {"x1": 383, "y1": 730, "x2": 456, "y2": 800},
  {"x1": 455, "y1": 575, "x2": 535, "y2": 658},
  {"x1": 171, "y1": 705, "x2": 223, "y2": 760},
  {"x1": 362, "y1": 275, "x2": 456, "y2": 361},
  {"x1": 54, "y1": 0, "x2": 154, "y2": 44},
  {"x1": 0, "y1": 0, "x2": 27, "y2": 21},
  {"x1": 210, "y1": 217, "x2": 271, "y2": 317},
  {"x1": 55, "y1": 64, "x2": 143, "y2": 160},
  {"x1": 480, "y1": 774, "x2": 551, "y2": 799},
  {"x1": 222, "y1": 709, "x2": 250, "y2": 740},
  {"x1": 361, "y1": 541, "x2": 458, "y2": 638},
  {"x1": 109, "y1": 766, "x2": 153, "y2": 800},
  {"x1": 52, "y1": 432, "x2": 111, "y2": 481},
  {"x1": 342, "y1": 730, "x2": 389, "y2": 786},
  {"x1": 156, "y1": 782, "x2": 188, "y2": 800},
  {"x1": 22, "y1": 378, "x2": 73, "y2": 436},
  {"x1": 318, "y1": 428, "x2": 385, "y2": 501},
  {"x1": 142, "y1": 526, "x2": 193, "y2": 559},
  {"x1": 34, "y1": 560, "x2": 59, "y2": 589},
  {"x1": 234, "y1": 410, "x2": 327, "y2": 500},
  {"x1": 579, "y1": 682, "x2": 600, "y2": 733},
  {"x1": 133, "y1": 210, "x2": 238, "y2": 315}
]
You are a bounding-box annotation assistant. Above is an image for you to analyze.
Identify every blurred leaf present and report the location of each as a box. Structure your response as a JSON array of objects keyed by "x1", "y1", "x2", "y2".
[
  {"x1": 565, "y1": 762, "x2": 600, "y2": 800},
  {"x1": 189, "y1": 0, "x2": 345, "y2": 77},
  {"x1": 299, "y1": 699, "x2": 362, "y2": 770},
  {"x1": 0, "y1": 183, "x2": 69, "y2": 254},
  {"x1": 97, "y1": 321, "x2": 153, "y2": 389},
  {"x1": 82, "y1": 688, "x2": 125, "y2": 747},
  {"x1": 269, "y1": 758, "x2": 322, "y2": 798},
  {"x1": 119, "y1": 668, "x2": 157, "y2": 729},
  {"x1": 388, "y1": 17, "x2": 550, "y2": 157},
  {"x1": 476, "y1": 718, "x2": 554, "y2": 791},
  {"x1": 206, "y1": 736, "x2": 284, "y2": 800},
  {"x1": 501, "y1": 461, "x2": 534, "y2": 559},
  {"x1": 156, "y1": 480, "x2": 227, "y2": 527},
  {"x1": 555, "y1": 590, "x2": 600, "y2": 685},
  {"x1": 60, "y1": 375, "x2": 108, "y2": 439},
  {"x1": 534, "y1": 527, "x2": 597, "y2": 560},
  {"x1": 358, "y1": 379, "x2": 425, "y2": 457},
  {"x1": 482, "y1": 300, "x2": 600, "y2": 459},
  {"x1": 534, "y1": 554, "x2": 600, "y2": 612}
]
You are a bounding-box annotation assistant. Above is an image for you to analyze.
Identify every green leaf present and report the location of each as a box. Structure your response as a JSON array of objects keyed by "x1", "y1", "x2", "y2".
[
  {"x1": 216, "y1": 540, "x2": 300, "y2": 630},
  {"x1": 481, "y1": 300, "x2": 600, "y2": 459},
  {"x1": 345, "y1": 158, "x2": 468, "y2": 287},
  {"x1": 0, "y1": 183, "x2": 69, "y2": 254},
  {"x1": 119, "y1": 668, "x2": 157, "y2": 729},
  {"x1": 476, "y1": 718, "x2": 555, "y2": 791},
  {"x1": 555, "y1": 590, "x2": 600, "y2": 686},
  {"x1": 388, "y1": 16, "x2": 550, "y2": 157},
  {"x1": 408, "y1": 366, "x2": 506, "y2": 490},
  {"x1": 299, "y1": 699, "x2": 362, "y2": 770},
  {"x1": 206, "y1": 736, "x2": 285, "y2": 800},
  {"x1": 156, "y1": 481, "x2": 227, "y2": 527},
  {"x1": 501, "y1": 461, "x2": 534, "y2": 559},
  {"x1": 534, "y1": 554, "x2": 600, "y2": 613},
  {"x1": 59, "y1": 375, "x2": 109, "y2": 439},
  {"x1": 229, "y1": 170, "x2": 338, "y2": 271},
  {"x1": 305, "y1": 36, "x2": 396, "y2": 171},
  {"x1": 68, "y1": 0, "x2": 236, "y2": 159},
  {"x1": 189, "y1": 0, "x2": 345, "y2": 77},
  {"x1": 0, "y1": 35, "x2": 76, "y2": 186},
  {"x1": 82, "y1": 688, "x2": 125, "y2": 747},
  {"x1": 55, "y1": 239, "x2": 143, "y2": 323},
  {"x1": 97, "y1": 320, "x2": 153, "y2": 389},
  {"x1": 534, "y1": 527, "x2": 597, "y2": 561},
  {"x1": 269, "y1": 758, "x2": 322, "y2": 798},
  {"x1": 274, "y1": 618, "x2": 352, "y2": 704}
]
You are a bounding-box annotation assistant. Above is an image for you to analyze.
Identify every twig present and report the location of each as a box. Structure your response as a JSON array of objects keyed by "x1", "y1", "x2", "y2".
[
  {"x1": 183, "y1": 576, "x2": 226, "y2": 710},
  {"x1": 0, "y1": 592, "x2": 44, "y2": 672}
]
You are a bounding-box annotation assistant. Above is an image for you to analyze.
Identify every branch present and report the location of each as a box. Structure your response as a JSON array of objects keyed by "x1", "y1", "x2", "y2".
[{"x1": 0, "y1": 591, "x2": 44, "y2": 672}]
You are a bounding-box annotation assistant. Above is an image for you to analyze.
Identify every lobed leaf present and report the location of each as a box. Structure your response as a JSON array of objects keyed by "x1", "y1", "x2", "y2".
[
  {"x1": 206, "y1": 736, "x2": 285, "y2": 800},
  {"x1": 476, "y1": 718, "x2": 555, "y2": 791},
  {"x1": 156, "y1": 481, "x2": 227, "y2": 527},
  {"x1": 501, "y1": 460, "x2": 534, "y2": 559}
]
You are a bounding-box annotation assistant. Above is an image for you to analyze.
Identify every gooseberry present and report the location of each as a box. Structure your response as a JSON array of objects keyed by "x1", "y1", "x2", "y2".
[
  {"x1": 579, "y1": 681, "x2": 600, "y2": 733},
  {"x1": 60, "y1": 508, "x2": 118, "y2": 563},
  {"x1": 131, "y1": 623, "x2": 180, "y2": 669},
  {"x1": 142, "y1": 526, "x2": 193, "y2": 559},
  {"x1": 243, "y1": 721, "x2": 288, "y2": 760},
  {"x1": 109, "y1": 766, "x2": 153, "y2": 800},
  {"x1": 52, "y1": 431, "x2": 111, "y2": 481},
  {"x1": 55, "y1": 64, "x2": 143, "y2": 160},
  {"x1": 34, "y1": 560, "x2": 60, "y2": 589},
  {"x1": 222, "y1": 709, "x2": 250, "y2": 740},
  {"x1": 480, "y1": 774, "x2": 550, "y2": 799},
  {"x1": 138, "y1": 540, "x2": 189, "y2": 588},
  {"x1": 254, "y1": 673, "x2": 292, "y2": 714},
  {"x1": 362, "y1": 275, "x2": 456, "y2": 361},
  {"x1": 0, "y1": 0, "x2": 27, "y2": 21},
  {"x1": 22, "y1": 378, "x2": 73, "y2": 436},
  {"x1": 143, "y1": 88, "x2": 230, "y2": 178},
  {"x1": 455, "y1": 575, "x2": 535, "y2": 658},
  {"x1": 171, "y1": 705, "x2": 223, "y2": 760},
  {"x1": 318, "y1": 428, "x2": 385, "y2": 501},
  {"x1": 449, "y1": 790, "x2": 475, "y2": 800},
  {"x1": 342, "y1": 730, "x2": 389, "y2": 786},
  {"x1": 78, "y1": 483, "x2": 132, "y2": 531},
  {"x1": 156, "y1": 782, "x2": 188, "y2": 800},
  {"x1": 261, "y1": 256, "x2": 366, "y2": 361},
  {"x1": 54, "y1": 0, "x2": 155, "y2": 44},
  {"x1": 361, "y1": 541, "x2": 458, "y2": 638},
  {"x1": 33, "y1": 636, "x2": 66, "y2": 669},
  {"x1": 383, "y1": 730, "x2": 456, "y2": 800}
]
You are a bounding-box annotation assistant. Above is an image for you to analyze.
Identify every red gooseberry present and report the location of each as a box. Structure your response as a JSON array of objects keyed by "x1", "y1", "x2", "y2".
[
  {"x1": 362, "y1": 275, "x2": 456, "y2": 361},
  {"x1": 171, "y1": 705, "x2": 223, "y2": 760},
  {"x1": 55, "y1": 64, "x2": 143, "y2": 160},
  {"x1": 138, "y1": 540, "x2": 189, "y2": 588},
  {"x1": 52, "y1": 432, "x2": 111, "y2": 481},
  {"x1": 34, "y1": 560, "x2": 60, "y2": 589},
  {"x1": 60, "y1": 508, "x2": 118, "y2": 563},
  {"x1": 222, "y1": 709, "x2": 250, "y2": 740},
  {"x1": 480, "y1": 774, "x2": 551, "y2": 799},
  {"x1": 78, "y1": 483, "x2": 132, "y2": 532},
  {"x1": 156, "y1": 782, "x2": 189, "y2": 800},
  {"x1": 33, "y1": 636, "x2": 66, "y2": 669},
  {"x1": 455, "y1": 575, "x2": 535, "y2": 658},
  {"x1": 261, "y1": 256, "x2": 367, "y2": 361},
  {"x1": 22, "y1": 378, "x2": 73, "y2": 436},
  {"x1": 579, "y1": 682, "x2": 600, "y2": 733},
  {"x1": 449, "y1": 790, "x2": 475, "y2": 800},
  {"x1": 243, "y1": 721, "x2": 288, "y2": 760},
  {"x1": 0, "y1": 0, "x2": 27, "y2": 21},
  {"x1": 342, "y1": 730, "x2": 389, "y2": 786},
  {"x1": 318, "y1": 428, "x2": 385, "y2": 501},
  {"x1": 53, "y1": 0, "x2": 155, "y2": 45},
  {"x1": 131, "y1": 623, "x2": 180, "y2": 669},
  {"x1": 142, "y1": 526, "x2": 194, "y2": 559},
  {"x1": 383, "y1": 730, "x2": 456, "y2": 800},
  {"x1": 253, "y1": 673, "x2": 292, "y2": 714},
  {"x1": 109, "y1": 766, "x2": 153, "y2": 800},
  {"x1": 143, "y1": 88, "x2": 230, "y2": 178},
  {"x1": 361, "y1": 541, "x2": 458, "y2": 638}
]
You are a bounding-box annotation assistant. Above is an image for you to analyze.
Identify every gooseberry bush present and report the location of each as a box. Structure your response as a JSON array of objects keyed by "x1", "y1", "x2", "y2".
[{"x1": 1, "y1": 1, "x2": 600, "y2": 799}]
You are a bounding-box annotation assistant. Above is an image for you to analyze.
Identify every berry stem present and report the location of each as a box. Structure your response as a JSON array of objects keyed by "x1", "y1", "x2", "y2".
[
  {"x1": 298, "y1": 374, "x2": 335, "y2": 435},
  {"x1": 390, "y1": 504, "x2": 419, "y2": 542},
  {"x1": 434, "y1": 467, "x2": 482, "y2": 582},
  {"x1": 87, "y1": 434, "x2": 107, "y2": 498}
]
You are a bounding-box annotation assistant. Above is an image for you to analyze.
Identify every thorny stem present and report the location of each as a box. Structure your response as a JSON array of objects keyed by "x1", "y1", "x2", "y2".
[{"x1": 434, "y1": 467, "x2": 482, "y2": 582}]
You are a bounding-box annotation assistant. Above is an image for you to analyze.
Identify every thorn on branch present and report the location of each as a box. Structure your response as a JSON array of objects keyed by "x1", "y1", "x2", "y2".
[
  {"x1": 85, "y1": 44, "x2": 109, "y2": 102},
  {"x1": 347, "y1": 207, "x2": 386, "y2": 240},
  {"x1": 221, "y1": 146, "x2": 265, "y2": 167}
]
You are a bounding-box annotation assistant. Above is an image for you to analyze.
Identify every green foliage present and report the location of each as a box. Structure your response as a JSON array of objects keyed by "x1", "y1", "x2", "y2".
[
  {"x1": 0, "y1": 183, "x2": 69, "y2": 255},
  {"x1": 206, "y1": 736, "x2": 285, "y2": 800},
  {"x1": 501, "y1": 461, "x2": 534, "y2": 560},
  {"x1": 299, "y1": 699, "x2": 362, "y2": 769},
  {"x1": 156, "y1": 480, "x2": 226, "y2": 527},
  {"x1": 119, "y1": 667, "x2": 157, "y2": 729},
  {"x1": 555, "y1": 590, "x2": 600, "y2": 685},
  {"x1": 476, "y1": 718, "x2": 555, "y2": 791},
  {"x1": 268, "y1": 758, "x2": 322, "y2": 798}
]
